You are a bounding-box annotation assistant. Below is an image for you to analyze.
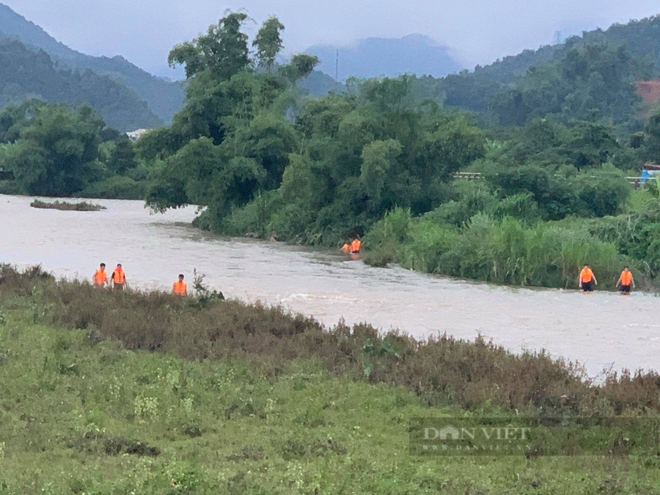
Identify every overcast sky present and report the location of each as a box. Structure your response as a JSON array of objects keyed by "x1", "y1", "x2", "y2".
[{"x1": 4, "y1": 0, "x2": 660, "y2": 78}]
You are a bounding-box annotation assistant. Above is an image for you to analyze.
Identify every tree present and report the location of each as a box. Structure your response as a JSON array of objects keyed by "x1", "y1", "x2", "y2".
[
  {"x1": 360, "y1": 139, "x2": 402, "y2": 206},
  {"x1": 168, "y1": 12, "x2": 250, "y2": 80},
  {"x1": 1, "y1": 104, "x2": 104, "y2": 196},
  {"x1": 491, "y1": 44, "x2": 642, "y2": 127},
  {"x1": 106, "y1": 137, "x2": 137, "y2": 174},
  {"x1": 559, "y1": 120, "x2": 619, "y2": 169},
  {"x1": 281, "y1": 54, "x2": 319, "y2": 82},
  {"x1": 253, "y1": 16, "x2": 285, "y2": 72}
]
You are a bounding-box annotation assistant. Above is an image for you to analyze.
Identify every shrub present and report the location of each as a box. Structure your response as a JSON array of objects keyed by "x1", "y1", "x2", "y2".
[
  {"x1": 3, "y1": 265, "x2": 660, "y2": 416},
  {"x1": 79, "y1": 176, "x2": 148, "y2": 200}
]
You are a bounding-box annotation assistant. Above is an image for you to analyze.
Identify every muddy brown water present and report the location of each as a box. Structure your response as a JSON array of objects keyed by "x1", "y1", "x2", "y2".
[{"x1": 2, "y1": 194, "x2": 659, "y2": 376}]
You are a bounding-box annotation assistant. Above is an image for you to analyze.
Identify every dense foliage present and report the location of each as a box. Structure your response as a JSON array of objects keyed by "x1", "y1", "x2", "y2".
[
  {"x1": 0, "y1": 37, "x2": 162, "y2": 131},
  {"x1": 0, "y1": 101, "x2": 147, "y2": 198},
  {"x1": 446, "y1": 43, "x2": 652, "y2": 129},
  {"x1": 0, "y1": 3, "x2": 184, "y2": 124},
  {"x1": 142, "y1": 15, "x2": 486, "y2": 244},
  {"x1": 443, "y1": 14, "x2": 660, "y2": 126}
]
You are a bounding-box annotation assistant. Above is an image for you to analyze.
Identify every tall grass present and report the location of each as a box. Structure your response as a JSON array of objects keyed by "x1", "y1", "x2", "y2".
[
  {"x1": 2, "y1": 265, "x2": 660, "y2": 416},
  {"x1": 364, "y1": 208, "x2": 637, "y2": 289}
]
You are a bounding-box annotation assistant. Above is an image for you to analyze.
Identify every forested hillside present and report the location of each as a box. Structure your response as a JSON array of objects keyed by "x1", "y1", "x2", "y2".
[
  {"x1": 444, "y1": 14, "x2": 660, "y2": 125},
  {"x1": 478, "y1": 15, "x2": 660, "y2": 84},
  {"x1": 0, "y1": 3, "x2": 185, "y2": 123},
  {"x1": 0, "y1": 38, "x2": 161, "y2": 130}
]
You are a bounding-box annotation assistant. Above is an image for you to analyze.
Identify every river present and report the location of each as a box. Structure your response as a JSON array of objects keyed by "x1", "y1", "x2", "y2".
[{"x1": 2, "y1": 194, "x2": 659, "y2": 376}]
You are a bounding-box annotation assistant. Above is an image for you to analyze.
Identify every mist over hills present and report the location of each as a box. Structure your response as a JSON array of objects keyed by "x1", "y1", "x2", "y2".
[
  {"x1": 306, "y1": 34, "x2": 463, "y2": 80},
  {"x1": 0, "y1": 3, "x2": 184, "y2": 124}
]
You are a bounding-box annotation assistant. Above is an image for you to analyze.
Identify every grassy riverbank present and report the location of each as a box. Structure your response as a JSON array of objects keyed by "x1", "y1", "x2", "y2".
[{"x1": 2, "y1": 266, "x2": 660, "y2": 493}]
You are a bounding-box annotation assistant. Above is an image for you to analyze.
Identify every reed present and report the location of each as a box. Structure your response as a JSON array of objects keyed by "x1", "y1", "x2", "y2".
[{"x1": 364, "y1": 208, "x2": 641, "y2": 289}]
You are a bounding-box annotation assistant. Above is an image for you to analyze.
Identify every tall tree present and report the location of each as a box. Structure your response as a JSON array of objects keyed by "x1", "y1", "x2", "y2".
[
  {"x1": 253, "y1": 16, "x2": 285, "y2": 72},
  {"x1": 168, "y1": 12, "x2": 250, "y2": 80},
  {"x1": 107, "y1": 137, "x2": 137, "y2": 174},
  {"x1": 1, "y1": 104, "x2": 104, "y2": 196}
]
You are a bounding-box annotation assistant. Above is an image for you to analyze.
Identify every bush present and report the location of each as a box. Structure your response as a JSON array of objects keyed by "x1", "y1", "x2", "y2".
[
  {"x1": 79, "y1": 176, "x2": 148, "y2": 200},
  {"x1": 0, "y1": 180, "x2": 20, "y2": 195},
  {"x1": 362, "y1": 207, "x2": 411, "y2": 266},
  {"x1": 221, "y1": 191, "x2": 279, "y2": 238},
  {"x1": 486, "y1": 164, "x2": 631, "y2": 220},
  {"x1": 364, "y1": 212, "x2": 631, "y2": 288}
]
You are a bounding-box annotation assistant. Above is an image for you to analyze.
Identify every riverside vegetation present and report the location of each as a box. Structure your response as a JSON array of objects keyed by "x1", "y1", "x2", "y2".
[
  {"x1": 5, "y1": 13, "x2": 660, "y2": 288},
  {"x1": 2, "y1": 265, "x2": 660, "y2": 493},
  {"x1": 137, "y1": 13, "x2": 660, "y2": 290}
]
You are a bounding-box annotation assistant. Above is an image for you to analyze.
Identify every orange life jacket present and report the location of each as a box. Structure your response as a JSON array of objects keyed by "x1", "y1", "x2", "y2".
[
  {"x1": 620, "y1": 270, "x2": 633, "y2": 286},
  {"x1": 341, "y1": 243, "x2": 351, "y2": 253},
  {"x1": 93, "y1": 269, "x2": 107, "y2": 286},
  {"x1": 173, "y1": 281, "x2": 187, "y2": 295},
  {"x1": 351, "y1": 239, "x2": 361, "y2": 253},
  {"x1": 112, "y1": 268, "x2": 125, "y2": 284},
  {"x1": 580, "y1": 268, "x2": 594, "y2": 283}
]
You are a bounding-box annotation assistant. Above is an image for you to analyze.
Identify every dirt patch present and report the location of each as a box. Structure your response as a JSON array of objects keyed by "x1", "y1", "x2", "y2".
[{"x1": 636, "y1": 80, "x2": 660, "y2": 104}]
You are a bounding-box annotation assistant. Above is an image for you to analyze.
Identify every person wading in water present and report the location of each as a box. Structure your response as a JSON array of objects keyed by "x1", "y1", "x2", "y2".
[
  {"x1": 578, "y1": 265, "x2": 597, "y2": 292},
  {"x1": 616, "y1": 266, "x2": 635, "y2": 294}
]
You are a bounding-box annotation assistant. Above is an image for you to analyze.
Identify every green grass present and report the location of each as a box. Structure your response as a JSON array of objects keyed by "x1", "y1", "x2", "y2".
[
  {"x1": 625, "y1": 188, "x2": 657, "y2": 214},
  {"x1": 1, "y1": 297, "x2": 660, "y2": 493}
]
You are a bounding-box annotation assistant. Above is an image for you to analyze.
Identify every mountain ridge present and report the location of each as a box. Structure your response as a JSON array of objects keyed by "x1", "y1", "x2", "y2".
[
  {"x1": 0, "y1": 36, "x2": 162, "y2": 131},
  {"x1": 306, "y1": 34, "x2": 462, "y2": 80},
  {"x1": 0, "y1": 3, "x2": 184, "y2": 123}
]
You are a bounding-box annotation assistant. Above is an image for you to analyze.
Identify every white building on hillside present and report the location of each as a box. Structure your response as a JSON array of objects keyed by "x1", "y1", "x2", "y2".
[{"x1": 126, "y1": 128, "x2": 151, "y2": 142}]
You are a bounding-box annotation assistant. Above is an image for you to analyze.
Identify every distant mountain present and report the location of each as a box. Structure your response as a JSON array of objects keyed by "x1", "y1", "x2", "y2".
[
  {"x1": 298, "y1": 70, "x2": 345, "y2": 97},
  {"x1": 306, "y1": 34, "x2": 462, "y2": 80},
  {"x1": 0, "y1": 37, "x2": 161, "y2": 130},
  {"x1": 0, "y1": 3, "x2": 184, "y2": 124}
]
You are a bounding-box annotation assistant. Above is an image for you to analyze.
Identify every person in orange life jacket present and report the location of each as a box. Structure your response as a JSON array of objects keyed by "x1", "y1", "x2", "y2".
[
  {"x1": 578, "y1": 265, "x2": 597, "y2": 292},
  {"x1": 341, "y1": 242, "x2": 352, "y2": 253},
  {"x1": 173, "y1": 274, "x2": 187, "y2": 296},
  {"x1": 616, "y1": 266, "x2": 635, "y2": 294},
  {"x1": 111, "y1": 263, "x2": 126, "y2": 290},
  {"x1": 92, "y1": 263, "x2": 107, "y2": 287},
  {"x1": 351, "y1": 238, "x2": 361, "y2": 254}
]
